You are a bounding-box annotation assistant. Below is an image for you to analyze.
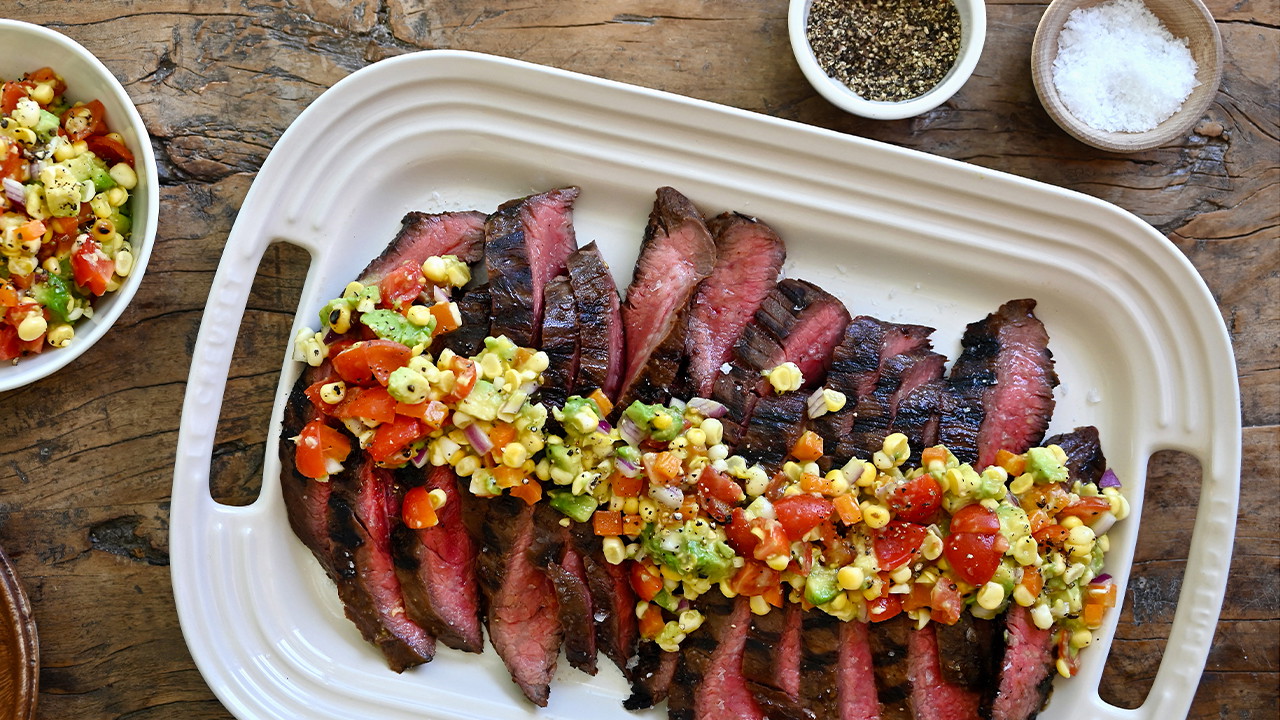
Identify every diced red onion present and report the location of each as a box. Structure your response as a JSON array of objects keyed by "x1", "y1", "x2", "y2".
[
  {"x1": 323, "y1": 329, "x2": 343, "y2": 344},
  {"x1": 616, "y1": 456, "x2": 641, "y2": 478},
  {"x1": 464, "y1": 422, "x2": 494, "y2": 455},
  {"x1": 3, "y1": 178, "x2": 23, "y2": 204},
  {"x1": 1089, "y1": 511, "x2": 1117, "y2": 537},
  {"x1": 668, "y1": 397, "x2": 686, "y2": 415},
  {"x1": 686, "y1": 397, "x2": 727, "y2": 418},
  {"x1": 649, "y1": 484, "x2": 684, "y2": 510},
  {"x1": 620, "y1": 415, "x2": 644, "y2": 446},
  {"x1": 677, "y1": 598, "x2": 691, "y2": 612},
  {"x1": 28, "y1": 161, "x2": 41, "y2": 179},
  {"x1": 433, "y1": 285, "x2": 451, "y2": 303},
  {"x1": 806, "y1": 388, "x2": 828, "y2": 418},
  {"x1": 410, "y1": 445, "x2": 430, "y2": 468},
  {"x1": 598, "y1": 419, "x2": 613, "y2": 434},
  {"x1": 1092, "y1": 574, "x2": 1112, "y2": 584},
  {"x1": 1099, "y1": 469, "x2": 1121, "y2": 488}
]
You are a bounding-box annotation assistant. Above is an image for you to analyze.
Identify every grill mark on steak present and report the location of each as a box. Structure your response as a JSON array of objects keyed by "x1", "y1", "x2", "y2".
[
  {"x1": 941, "y1": 299, "x2": 1058, "y2": 468},
  {"x1": 935, "y1": 614, "x2": 1003, "y2": 715},
  {"x1": 735, "y1": 390, "x2": 810, "y2": 471},
  {"x1": 992, "y1": 605, "x2": 1056, "y2": 720},
  {"x1": 840, "y1": 620, "x2": 881, "y2": 720},
  {"x1": 485, "y1": 188, "x2": 580, "y2": 347},
  {"x1": 566, "y1": 242, "x2": 624, "y2": 400},
  {"x1": 529, "y1": 502, "x2": 597, "y2": 675},
  {"x1": 567, "y1": 520, "x2": 637, "y2": 677},
  {"x1": 327, "y1": 457, "x2": 436, "y2": 671},
  {"x1": 795, "y1": 611, "x2": 844, "y2": 719},
  {"x1": 475, "y1": 496, "x2": 563, "y2": 706},
  {"x1": 1043, "y1": 426, "x2": 1107, "y2": 485},
  {"x1": 389, "y1": 465, "x2": 483, "y2": 653},
  {"x1": 742, "y1": 600, "x2": 803, "y2": 699},
  {"x1": 430, "y1": 284, "x2": 490, "y2": 357},
  {"x1": 538, "y1": 275, "x2": 579, "y2": 413},
  {"x1": 615, "y1": 187, "x2": 716, "y2": 413},
  {"x1": 870, "y1": 614, "x2": 914, "y2": 720},
  {"x1": 357, "y1": 210, "x2": 487, "y2": 284},
  {"x1": 625, "y1": 642, "x2": 679, "y2": 710},
  {"x1": 909, "y1": 622, "x2": 983, "y2": 720},
  {"x1": 672, "y1": 594, "x2": 765, "y2": 720},
  {"x1": 685, "y1": 212, "x2": 786, "y2": 399},
  {"x1": 841, "y1": 339, "x2": 943, "y2": 461}
]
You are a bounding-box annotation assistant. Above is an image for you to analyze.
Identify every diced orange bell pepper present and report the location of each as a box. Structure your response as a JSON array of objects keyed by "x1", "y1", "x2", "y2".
[
  {"x1": 593, "y1": 510, "x2": 623, "y2": 536},
  {"x1": 508, "y1": 477, "x2": 543, "y2": 505},
  {"x1": 833, "y1": 494, "x2": 863, "y2": 525},
  {"x1": 791, "y1": 430, "x2": 823, "y2": 462}
]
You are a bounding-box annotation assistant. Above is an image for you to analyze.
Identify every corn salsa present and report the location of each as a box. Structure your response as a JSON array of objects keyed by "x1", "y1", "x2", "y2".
[{"x1": 293, "y1": 254, "x2": 1128, "y2": 679}]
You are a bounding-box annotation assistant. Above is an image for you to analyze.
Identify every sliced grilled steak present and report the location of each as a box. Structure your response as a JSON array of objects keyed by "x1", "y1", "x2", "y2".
[
  {"x1": 538, "y1": 275, "x2": 579, "y2": 413},
  {"x1": 616, "y1": 187, "x2": 716, "y2": 411},
  {"x1": 935, "y1": 614, "x2": 1002, "y2": 715},
  {"x1": 841, "y1": 340, "x2": 944, "y2": 461},
  {"x1": 567, "y1": 521, "x2": 637, "y2": 677},
  {"x1": 840, "y1": 620, "x2": 881, "y2": 720},
  {"x1": 992, "y1": 605, "x2": 1056, "y2": 720},
  {"x1": 280, "y1": 369, "x2": 336, "y2": 575},
  {"x1": 685, "y1": 212, "x2": 786, "y2": 398},
  {"x1": 672, "y1": 594, "x2": 765, "y2": 720},
  {"x1": 430, "y1": 283, "x2": 490, "y2": 357},
  {"x1": 742, "y1": 600, "x2": 803, "y2": 700},
  {"x1": 735, "y1": 390, "x2": 810, "y2": 471},
  {"x1": 1044, "y1": 426, "x2": 1106, "y2": 485},
  {"x1": 389, "y1": 465, "x2": 483, "y2": 653},
  {"x1": 893, "y1": 378, "x2": 946, "y2": 463},
  {"x1": 475, "y1": 496, "x2": 563, "y2": 706},
  {"x1": 566, "y1": 241, "x2": 624, "y2": 399},
  {"x1": 529, "y1": 502, "x2": 597, "y2": 675},
  {"x1": 625, "y1": 642, "x2": 679, "y2": 710},
  {"x1": 358, "y1": 210, "x2": 487, "y2": 283},
  {"x1": 796, "y1": 611, "x2": 844, "y2": 719},
  {"x1": 870, "y1": 615, "x2": 914, "y2": 720},
  {"x1": 909, "y1": 622, "x2": 983, "y2": 720},
  {"x1": 327, "y1": 457, "x2": 436, "y2": 671},
  {"x1": 940, "y1": 299, "x2": 1058, "y2": 468},
  {"x1": 485, "y1": 187, "x2": 580, "y2": 347}
]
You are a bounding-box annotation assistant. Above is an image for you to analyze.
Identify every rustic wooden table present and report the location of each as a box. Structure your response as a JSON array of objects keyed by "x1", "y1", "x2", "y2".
[{"x1": 0, "y1": 2, "x2": 1274, "y2": 719}]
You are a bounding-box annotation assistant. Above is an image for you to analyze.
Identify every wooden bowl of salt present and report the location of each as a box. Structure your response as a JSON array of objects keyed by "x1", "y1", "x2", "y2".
[{"x1": 1032, "y1": 0, "x2": 1222, "y2": 152}]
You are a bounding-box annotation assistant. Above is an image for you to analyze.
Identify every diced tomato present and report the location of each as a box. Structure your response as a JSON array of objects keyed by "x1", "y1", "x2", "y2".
[
  {"x1": 332, "y1": 339, "x2": 412, "y2": 386},
  {"x1": 0, "y1": 284, "x2": 18, "y2": 307},
  {"x1": 71, "y1": 237, "x2": 115, "y2": 296},
  {"x1": 379, "y1": 262, "x2": 424, "y2": 310},
  {"x1": 396, "y1": 398, "x2": 449, "y2": 429},
  {"x1": 1056, "y1": 630, "x2": 1081, "y2": 677},
  {"x1": 1059, "y1": 496, "x2": 1113, "y2": 524},
  {"x1": 1020, "y1": 483, "x2": 1071, "y2": 517},
  {"x1": 444, "y1": 356, "x2": 477, "y2": 403},
  {"x1": 752, "y1": 518, "x2": 791, "y2": 562},
  {"x1": 427, "y1": 301, "x2": 460, "y2": 334},
  {"x1": 1032, "y1": 523, "x2": 1070, "y2": 549},
  {"x1": 611, "y1": 470, "x2": 644, "y2": 498},
  {"x1": 790, "y1": 430, "x2": 823, "y2": 462},
  {"x1": 1, "y1": 82, "x2": 31, "y2": 115},
  {"x1": 723, "y1": 508, "x2": 760, "y2": 556},
  {"x1": 799, "y1": 472, "x2": 835, "y2": 495},
  {"x1": 867, "y1": 593, "x2": 903, "y2": 622},
  {"x1": 630, "y1": 560, "x2": 664, "y2": 601},
  {"x1": 930, "y1": 578, "x2": 965, "y2": 624},
  {"x1": 773, "y1": 494, "x2": 834, "y2": 541},
  {"x1": 731, "y1": 560, "x2": 781, "y2": 597},
  {"x1": 26, "y1": 67, "x2": 66, "y2": 97},
  {"x1": 887, "y1": 474, "x2": 942, "y2": 523},
  {"x1": 833, "y1": 494, "x2": 863, "y2": 526},
  {"x1": 14, "y1": 220, "x2": 45, "y2": 245},
  {"x1": 872, "y1": 521, "x2": 928, "y2": 571},
  {"x1": 294, "y1": 420, "x2": 352, "y2": 480},
  {"x1": 0, "y1": 143, "x2": 26, "y2": 183},
  {"x1": 85, "y1": 134, "x2": 134, "y2": 166},
  {"x1": 402, "y1": 486, "x2": 439, "y2": 529},
  {"x1": 646, "y1": 451, "x2": 683, "y2": 485},
  {"x1": 944, "y1": 532, "x2": 1007, "y2": 586},
  {"x1": 508, "y1": 477, "x2": 543, "y2": 505},
  {"x1": 950, "y1": 503, "x2": 1001, "y2": 534},
  {"x1": 333, "y1": 385, "x2": 397, "y2": 425},
  {"x1": 366, "y1": 415, "x2": 427, "y2": 462},
  {"x1": 696, "y1": 466, "x2": 744, "y2": 522},
  {"x1": 638, "y1": 603, "x2": 666, "y2": 639},
  {"x1": 902, "y1": 582, "x2": 933, "y2": 611},
  {"x1": 0, "y1": 325, "x2": 22, "y2": 362},
  {"x1": 48, "y1": 216, "x2": 78, "y2": 236},
  {"x1": 593, "y1": 510, "x2": 623, "y2": 536},
  {"x1": 61, "y1": 100, "x2": 106, "y2": 142},
  {"x1": 823, "y1": 533, "x2": 857, "y2": 567}
]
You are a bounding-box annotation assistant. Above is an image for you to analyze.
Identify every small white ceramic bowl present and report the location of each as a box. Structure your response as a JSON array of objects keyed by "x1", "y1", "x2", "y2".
[
  {"x1": 789, "y1": 0, "x2": 987, "y2": 120},
  {"x1": 0, "y1": 20, "x2": 157, "y2": 392}
]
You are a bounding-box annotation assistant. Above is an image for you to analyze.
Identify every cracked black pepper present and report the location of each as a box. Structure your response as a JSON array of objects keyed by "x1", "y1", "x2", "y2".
[{"x1": 807, "y1": 0, "x2": 962, "y2": 102}]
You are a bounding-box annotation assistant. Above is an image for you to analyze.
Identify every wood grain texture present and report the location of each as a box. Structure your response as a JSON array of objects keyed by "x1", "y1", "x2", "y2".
[{"x1": 0, "y1": 2, "x2": 1274, "y2": 719}]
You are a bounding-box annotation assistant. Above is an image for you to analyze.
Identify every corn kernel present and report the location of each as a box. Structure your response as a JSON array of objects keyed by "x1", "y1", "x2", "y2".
[
  {"x1": 16, "y1": 313, "x2": 46, "y2": 342},
  {"x1": 1013, "y1": 584, "x2": 1036, "y2": 607},
  {"x1": 45, "y1": 323, "x2": 73, "y2": 348},
  {"x1": 421, "y1": 255, "x2": 448, "y2": 283},
  {"x1": 1014, "y1": 536, "x2": 1040, "y2": 566},
  {"x1": 766, "y1": 553, "x2": 791, "y2": 571},
  {"x1": 524, "y1": 351, "x2": 550, "y2": 374},
  {"x1": 1068, "y1": 525, "x2": 1095, "y2": 546},
  {"x1": 872, "y1": 451, "x2": 894, "y2": 471},
  {"x1": 406, "y1": 305, "x2": 433, "y2": 327},
  {"x1": 1031, "y1": 603, "x2": 1053, "y2": 630},
  {"x1": 455, "y1": 455, "x2": 480, "y2": 477},
  {"x1": 701, "y1": 418, "x2": 724, "y2": 446},
  {"x1": 977, "y1": 582, "x2": 1006, "y2": 610},
  {"x1": 861, "y1": 502, "x2": 890, "y2": 529},
  {"x1": 823, "y1": 388, "x2": 847, "y2": 413},
  {"x1": 320, "y1": 381, "x2": 346, "y2": 404},
  {"x1": 765, "y1": 362, "x2": 802, "y2": 394},
  {"x1": 744, "y1": 465, "x2": 769, "y2": 497},
  {"x1": 837, "y1": 565, "x2": 865, "y2": 590},
  {"x1": 827, "y1": 469, "x2": 849, "y2": 494},
  {"x1": 750, "y1": 595, "x2": 771, "y2": 616},
  {"x1": 678, "y1": 609, "x2": 704, "y2": 633},
  {"x1": 1056, "y1": 658, "x2": 1072, "y2": 678},
  {"x1": 1070, "y1": 629, "x2": 1093, "y2": 649},
  {"x1": 921, "y1": 532, "x2": 943, "y2": 561},
  {"x1": 685, "y1": 427, "x2": 706, "y2": 447},
  {"x1": 882, "y1": 433, "x2": 909, "y2": 463},
  {"x1": 890, "y1": 564, "x2": 912, "y2": 584},
  {"x1": 342, "y1": 281, "x2": 364, "y2": 301},
  {"x1": 602, "y1": 537, "x2": 625, "y2": 564},
  {"x1": 502, "y1": 443, "x2": 528, "y2": 468},
  {"x1": 1061, "y1": 515, "x2": 1083, "y2": 530},
  {"x1": 1009, "y1": 472, "x2": 1035, "y2": 495}
]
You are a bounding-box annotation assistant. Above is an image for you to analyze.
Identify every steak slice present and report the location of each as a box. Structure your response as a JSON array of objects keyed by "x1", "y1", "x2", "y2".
[
  {"x1": 485, "y1": 187, "x2": 580, "y2": 347},
  {"x1": 529, "y1": 502, "x2": 597, "y2": 675},
  {"x1": 475, "y1": 496, "x2": 563, "y2": 706},
  {"x1": 357, "y1": 210, "x2": 487, "y2": 284},
  {"x1": 429, "y1": 283, "x2": 490, "y2": 357},
  {"x1": 671, "y1": 594, "x2": 765, "y2": 720},
  {"x1": 935, "y1": 614, "x2": 1003, "y2": 714},
  {"x1": 870, "y1": 614, "x2": 914, "y2": 720},
  {"x1": 615, "y1": 187, "x2": 716, "y2": 412},
  {"x1": 735, "y1": 390, "x2": 810, "y2": 471},
  {"x1": 566, "y1": 241, "x2": 624, "y2": 400},
  {"x1": 908, "y1": 622, "x2": 983, "y2": 720},
  {"x1": 389, "y1": 465, "x2": 483, "y2": 653},
  {"x1": 940, "y1": 299, "x2": 1058, "y2": 468},
  {"x1": 567, "y1": 521, "x2": 637, "y2": 677},
  {"x1": 685, "y1": 212, "x2": 786, "y2": 399},
  {"x1": 991, "y1": 604, "x2": 1056, "y2": 720},
  {"x1": 625, "y1": 642, "x2": 679, "y2": 710},
  {"x1": 280, "y1": 368, "x2": 337, "y2": 575},
  {"x1": 841, "y1": 340, "x2": 944, "y2": 461},
  {"x1": 327, "y1": 457, "x2": 436, "y2": 671},
  {"x1": 538, "y1": 275, "x2": 579, "y2": 413},
  {"x1": 742, "y1": 600, "x2": 803, "y2": 700},
  {"x1": 796, "y1": 611, "x2": 844, "y2": 719},
  {"x1": 1044, "y1": 426, "x2": 1107, "y2": 485},
  {"x1": 840, "y1": 620, "x2": 881, "y2": 720}
]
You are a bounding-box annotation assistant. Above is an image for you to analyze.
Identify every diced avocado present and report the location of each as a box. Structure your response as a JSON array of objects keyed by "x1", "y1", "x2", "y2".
[
  {"x1": 318, "y1": 298, "x2": 351, "y2": 328},
  {"x1": 1026, "y1": 447, "x2": 1068, "y2": 485},
  {"x1": 483, "y1": 335, "x2": 517, "y2": 362},
  {"x1": 546, "y1": 441, "x2": 583, "y2": 480},
  {"x1": 469, "y1": 468, "x2": 501, "y2": 497},
  {"x1": 548, "y1": 489, "x2": 598, "y2": 523},
  {"x1": 39, "y1": 164, "x2": 81, "y2": 217},
  {"x1": 654, "y1": 619, "x2": 683, "y2": 651},
  {"x1": 558, "y1": 395, "x2": 601, "y2": 436},
  {"x1": 387, "y1": 366, "x2": 430, "y2": 404},
  {"x1": 34, "y1": 110, "x2": 59, "y2": 141},
  {"x1": 360, "y1": 308, "x2": 433, "y2": 347},
  {"x1": 651, "y1": 588, "x2": 680, "y2": 613},
  {"x1": 995, "y1": 504, "x2": 1032, "y2": 543},
  {"x1": 64, "y1": 154, "x2": 95, "y2": 181},
  {"x1": 110, "y1": 210, "x2": 131, "y2": 235},
  {"x1": 90, "y1": 160, "x2": 116, "y2": 192},
  {"x1": 31, "y1": 274, "x2": 71, "y2": 323},
  {"x1": 354, "y1": 285, "x2": 381, "y2": 313},
  {"x1": 615, "y1": 444, "x2": 641, "y2": 467},
  {"x1": 976, "y1": 466, "x2": 1008, "y2": 500},
  {"x1": 456, "y1": 380, "x2": 501, "y2": 421},
  {"x1": 805, "y1": 565, "x2": 840, "y2": 606},
  {"x1": 623, "y1": 401, "x2": 683, "y2": 443},
  {"x1": 641, "y1": 521, "x2": 736, "y2": 581}
]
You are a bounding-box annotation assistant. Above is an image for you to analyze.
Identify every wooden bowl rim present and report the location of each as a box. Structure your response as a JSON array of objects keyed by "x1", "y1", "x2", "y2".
[
  {"x1": 1031, "y1": 0, "x2": 1223, "y2": 152},
  {"x1": 0, "y1": 547, "x2": 38, "y2": 720}
]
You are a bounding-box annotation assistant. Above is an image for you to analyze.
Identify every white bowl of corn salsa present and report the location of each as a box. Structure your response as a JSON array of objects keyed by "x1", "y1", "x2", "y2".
[{"x1": 0, "y1": 20, "x2": 157, "y2": 391}]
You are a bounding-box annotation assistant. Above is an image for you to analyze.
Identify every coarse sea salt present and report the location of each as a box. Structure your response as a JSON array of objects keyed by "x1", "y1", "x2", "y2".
[{"x1": 1052, "y1": 0, "x2": 1199, "y2": 132}]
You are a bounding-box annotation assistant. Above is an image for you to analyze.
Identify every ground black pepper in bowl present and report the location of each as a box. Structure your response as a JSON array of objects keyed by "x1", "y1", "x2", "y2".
[{"x1": 807, "y1": 0, "x2": 962, "y2": 102}]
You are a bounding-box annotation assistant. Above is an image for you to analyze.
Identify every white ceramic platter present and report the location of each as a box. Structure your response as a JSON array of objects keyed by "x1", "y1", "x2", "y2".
[{"x1": 171, "y1": 50, "x2": 1239, "y2": 720}]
